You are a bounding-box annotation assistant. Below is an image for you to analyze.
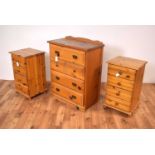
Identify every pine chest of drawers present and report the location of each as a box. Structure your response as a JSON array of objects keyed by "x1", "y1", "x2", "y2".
[
  {"x1": 9, "y1": 48, "x2": 47, "y2": 99},
  {"x1": 104, "y1": 56, "x2": 147, "y2": 115},
  {"x1": 48, "y1": 36, "x2": 104, "y2": 111}
]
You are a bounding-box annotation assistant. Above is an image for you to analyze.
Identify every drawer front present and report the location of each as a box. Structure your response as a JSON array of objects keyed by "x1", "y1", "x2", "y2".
[
  {"x1": 108, "y1": 64, "x2": 136, "y2": 81},
  {"x1": 14, "y1": 74, "x2": 28, "y2": 86},
  {"x1": 105, "y1": 97, "x2": 131, "y2": 112},
  {"x1": 51, "y1": 70, "x2": 84, "y2": 93},
  {"x1": 107, "y1": 75, "x2": 134, "y2": 91},
  {"x1": 12, "y1": 54, "x2": 26, "y2": 66},
  {"x1": 13, "y1": 62, "x2": 27, "y2": 75},
  {"x1": 51, "y1": 60, "x2": 84, "y2": 80},
  {"x1": 105, "y1": 95, "x2": 131, "y2": 106},
  {"x1": 52, "y1": 82, "x2": 83, "y2": 106},
  {"x1": 50, "y1": 44, "x2": 85, "y2": 66},
  {"x1": 106, "y1": 85, "x2": 132, "y2": 102},
  {"x1": 15, "y1": 82, "x2": 29, "y2": 95}
]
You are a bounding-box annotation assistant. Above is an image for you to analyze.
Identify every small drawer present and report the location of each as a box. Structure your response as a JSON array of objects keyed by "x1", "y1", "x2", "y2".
[
  {"x1": 12, "y1": 54, "x2": 26, "y2": 66},
  {"x1": 14, "y1": 74, "x2": 28, "y2": 86},
  {"x1": 51, "y1": 70, "x2": 84, "y2": 93},
  {"x1": 52, "y1": 82, "x2": 83, "y2": 106},
  {"x1": 105, "y1": 97, "x2": 131, "y2": 112},
  {"x1": 106, "y1": 85, "x2": 132, "y2": 102},
  {"x1": 105, "y1": 95, "x2": 131, "y2": 106},
  {"x1": 51, "y1": 60, "x2": 84, "y2": 80},
  {"x1": 107, "y1": 75, "x2": 134, "y2": 91},
  {"x1": 13, "y1": 62, "x2": 27, "y2": 76},
  {"x1": 50, "y1": 44, "x2": 85, "y2": 66},
  {"x1": 108, "y1": 64, "x2": 136, "y2": 81},
  {"x1": 15, "y1": 82, "x2": 29, "y2": 95}
]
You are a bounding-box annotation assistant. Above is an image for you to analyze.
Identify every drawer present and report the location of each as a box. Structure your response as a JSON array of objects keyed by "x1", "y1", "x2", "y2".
[
  {"x1": 50, "y1": 44, "x2": 85, "y2": 66},
  {"x1": 106, "y1": 85, "x2": 132, "y2": 102},
  {"x1": 108, "y1": 64, "x2": 136, "y2": 81},
  {"x1": 13, "y1": 62, "x2": 27, "y2": 75},
  {"x1": 51, "y1": 60, "x2": 84, "y2": 80},
  {"x1": 14, "y1": 74, "x2": 28, "y2": 86},
  {"x1": 107, "y1": 75, "x2": 134, "y2": 91},
  {"x1": 105, "y1": 95, "x2": 131, "y2": 106},
  {"x1": 51, "y1": 70, "x2": 84, "y2": 93},
  {"x1": 105, "y1": 97, "x2": 131, "y2": 112},
  {"x1": 15, "y1": 82, "x2": 29, "y2": 95},
  {"x1": 12, "y1": 54, "x2": 26, "y2": 66},
  {"x1": 52, "y1": 82, "x2": 83, "y2": 106}
]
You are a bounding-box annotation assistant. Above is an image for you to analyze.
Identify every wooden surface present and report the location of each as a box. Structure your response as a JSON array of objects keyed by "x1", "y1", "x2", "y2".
[
  {"x1": 107, "y1": 56, "x2": 147, "y2": 70},
  {"x1": 49, "y1": 37, "x2": 104, "y2": 110},
  {"x1": 9, "y1": 48, "x2": 45, "y2": 58},
  {"x1": 0, "y1": 80, "x2": 155, "y2": 129},
  {"x1": 48, "y1": 36, "x2": 104, "y2": 51},
  {"x1": 105, "y1": 56, "x2": 147, "y2": 115},
  {"x1": 10, "y1": 49, "x2": 47, "y2": 98}
]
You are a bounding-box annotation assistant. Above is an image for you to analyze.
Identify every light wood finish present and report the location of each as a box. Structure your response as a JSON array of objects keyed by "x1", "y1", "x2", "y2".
[
  {"x1": 48, "y1": 36, "x2": 104, "y2": 110},
  {"x1": 104, "y1": 56, "x2": 147, "y2": 115},
  {"x1": 0, "y1": 80, "x2": 155, "y2": 129},
  {"x1": 50, "y1": 44, "x2": 85, "y2": 66},
  {"x1": 51, "y1": 70, "x2": 84, "y2": 93},
  {"x1": 51, "y1": 60, "x2": 85, "y2": 80},
  {"x1": 9, "y1": 48, "x2": 47, "y2": 99}
]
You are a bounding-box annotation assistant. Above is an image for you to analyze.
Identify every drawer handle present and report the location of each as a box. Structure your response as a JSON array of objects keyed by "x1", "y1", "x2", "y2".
[
  {"x1": 73, "y1": 69, "x2": 76, "y2": 73},
  {"x1": 16, "y1": 70, "x2": 20, "y2": 73},
  {"x1": 116, "y1": 91, "x2": 120, "y2": 96},
  {"x1": 55, "y1": 76, "x2": 60, "y2": 80},
  {"x1": 115, "y1": 102, "x2": 119, "y2": 106},
  {"x1": 55, "y1": 51, "x2": 60, "y2": 56},
  {"x1": 72, "y1": 82, "x2": 77, "y2": 87},
  {"x1": 126, "y1": 75, "x2": 130, "y2": 78},
  {"x1": 115, "y1": 71, "x2": 122, "y2": 77},
  {"x1": 72, "y1": 55, "x2": 78, "y2": 59},
  {"x1": 78, "y1": 86, "x2": 81, "y2": 90},
  {"x1": 117, "y1": 82, "x2": 121, "y2": 86},
  {"x1": 56, "y1": 88, "x2": 60, "y2": 92},
  {"x1": 69, "y1": 95, "x2": 77, "y2": 100}
]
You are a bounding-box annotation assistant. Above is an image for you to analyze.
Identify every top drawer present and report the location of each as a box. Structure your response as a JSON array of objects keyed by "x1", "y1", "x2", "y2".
[
  {"x1": 50, "y1": 44, "x2": 85, "y2": 66},
  {"x1": 108, "y1": 64, "x2": 136, "y2": 81},
  {"x1": 12, "y1": 54, "x2": 26, "y2": 66}
]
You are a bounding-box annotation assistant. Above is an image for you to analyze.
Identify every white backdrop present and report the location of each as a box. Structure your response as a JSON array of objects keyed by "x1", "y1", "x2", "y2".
[{"x1": 0, "y1": 25, "x2": 155, "y2": 83}]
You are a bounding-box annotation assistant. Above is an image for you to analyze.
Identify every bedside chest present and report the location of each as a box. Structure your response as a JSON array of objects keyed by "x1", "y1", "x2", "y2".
[
  {"x1": 9, "y1": 48, "x2": 47, "y2": 99},
  {"x1": 104, "y1": 56, "x2": 147, "y2": 115},
  {"x1": 48, "y1": 36, "x2": 104, "y2": 111}
]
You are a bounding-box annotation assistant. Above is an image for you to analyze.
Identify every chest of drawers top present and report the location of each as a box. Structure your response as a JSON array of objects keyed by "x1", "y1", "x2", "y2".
[
  {"x1": 10, "y1": 48, "x2": 45, "y2": 58},
  {"x1": 47, "y1": 36, "x2": 104, "y2": 51},
  {"x1": 107, "y1": 56, "x2": 147, "y2": 70}
]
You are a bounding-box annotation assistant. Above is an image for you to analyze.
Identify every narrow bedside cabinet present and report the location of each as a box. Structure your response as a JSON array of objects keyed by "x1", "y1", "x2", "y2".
[
  {"x1": 48, "y1": 36, "x2": 104, "y2": 111},
  {"x1": 104, "y1": 56, "x2": 147, "y2": 115},
  {"x1": 9, "y1": 48, "x2": 47, "y2": 99}
]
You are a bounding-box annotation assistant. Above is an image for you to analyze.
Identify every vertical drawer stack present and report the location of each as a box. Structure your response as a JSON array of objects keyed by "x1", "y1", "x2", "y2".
[
  {"x1": 48, "y1": 36, "x2": 104, "y2": 111},
  {"x1": 10, "y1": 48, "x2": 47, "y2": 99},
  {"x1": 104, "y1": 56, "x2": 147, "y2": 115}
]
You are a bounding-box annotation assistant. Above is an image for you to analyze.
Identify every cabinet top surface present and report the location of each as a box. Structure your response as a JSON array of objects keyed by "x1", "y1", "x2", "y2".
[
  {"x1": 47, "y1": 36, "x2": 104, "y2": 51},
  {"x1": 107, "y1": 56, "x2": 147, "y2": 70},
  {"x1": 9, "y1": 48, "x2": 45, "y2": 57}
]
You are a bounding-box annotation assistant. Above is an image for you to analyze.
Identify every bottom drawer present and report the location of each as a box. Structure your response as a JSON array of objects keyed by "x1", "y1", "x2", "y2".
[
  {"x1": 105, "y1": 97, "x2": 131, "y2": 112},
  {"x1": 52, "y1": 82, "x2": 83, "y2": 106},
  {"x1": 15, "y1": 82, "x2": 29, "y2": 95}
]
